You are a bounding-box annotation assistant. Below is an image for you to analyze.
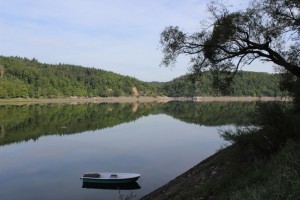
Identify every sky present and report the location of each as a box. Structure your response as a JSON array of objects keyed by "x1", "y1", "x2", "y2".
[{"x1": 0, "y1": 0, "x2": 275, "y2": 82}]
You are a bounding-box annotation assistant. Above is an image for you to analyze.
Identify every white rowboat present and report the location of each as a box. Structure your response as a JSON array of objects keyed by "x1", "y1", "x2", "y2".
[{"x1": 80, "y1": 172, "x2": 140, "y2": 184}]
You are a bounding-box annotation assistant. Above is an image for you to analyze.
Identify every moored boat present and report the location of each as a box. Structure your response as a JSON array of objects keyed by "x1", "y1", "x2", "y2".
[{"x1": 80, "y1": 172, "x2": 141, "y2": 184}]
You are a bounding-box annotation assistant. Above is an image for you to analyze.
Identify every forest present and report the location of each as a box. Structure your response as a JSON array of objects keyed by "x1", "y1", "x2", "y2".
[
  {"x1": 0, "y1": 56, "x2": 284, "y2": 98},
  {"x1": 0, "y1": 56, "x2": 160, "y2": 98},
  {"x1": 153, "y1": 72, "x2": 284, "y2": 97}
]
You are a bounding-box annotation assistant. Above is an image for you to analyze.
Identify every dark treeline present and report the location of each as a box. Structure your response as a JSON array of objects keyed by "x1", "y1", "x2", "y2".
[
  {"x1": 152, "y1": 72, "x2": 283, "y2": 97},
  {"x1": 0, "y1": 102, "x2": 256, "y2": 146},
  {"x1": 0, "y1": 56, "x2": 283, "y2": 98},
  {"x1": 0, "y1": 56, "x2": 160, "y2": 98}
]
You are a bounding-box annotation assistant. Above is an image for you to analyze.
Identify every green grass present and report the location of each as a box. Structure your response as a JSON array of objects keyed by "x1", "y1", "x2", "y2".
[
  {"x1": 228, "y1": 140, "x2": 300, "y2": 200},
  {"x1": 170, "y1": 139, "x2": 300, "y2": 200},
  {"x1": 209, "y1": 102, "x2": 300, "y2": 199}
]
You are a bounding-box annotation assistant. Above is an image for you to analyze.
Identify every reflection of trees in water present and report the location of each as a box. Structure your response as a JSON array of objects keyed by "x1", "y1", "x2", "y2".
[
  {"x1": 0, "y1": 103, "x2": 159, "y2": 146},
  {"x1": 0, "y1": 101, "x2": 257, "y2": 146},
  {"x1": 82, "y1": 182, "x2": 140, "y2": 200},
  {"x1": 0, "y1": 125, "x2": 5, "y2": 138},
  {"x1": 164, "y1": 101, "x2": 257, "y2": 126}
]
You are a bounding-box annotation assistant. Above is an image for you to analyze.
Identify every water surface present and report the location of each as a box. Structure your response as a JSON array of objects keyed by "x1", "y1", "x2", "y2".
[{"x1": 0, "y1": 102, "x2": 255, "y2": 199}]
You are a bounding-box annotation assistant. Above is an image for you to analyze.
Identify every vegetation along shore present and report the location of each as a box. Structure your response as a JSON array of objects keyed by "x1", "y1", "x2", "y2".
[
  {"x1": 1, "y1": 0, "x2": 299, "y2": 199},
  {"x1": 141, "y1": 138, "x2": 300, "y2": 200},
  {"x1": 0, "y1": 56, "x2": 286, "y2": 99},
  {"x1": 0, "y1": 96, "x2": 289, "y2": 105},
  {"x1": 149, "y1": 0, "x2": 300, "y2": 198}
]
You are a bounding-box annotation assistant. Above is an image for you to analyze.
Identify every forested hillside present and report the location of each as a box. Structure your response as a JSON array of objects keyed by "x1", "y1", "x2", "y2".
[
  {"x1": 0, "y1": 56, "x2": 283, "y2": 98},
  {"x1": 153, "y1": 71, "x2": 284, "y2": 97},
  {"x1": 0, "y1": 56, "x2": 160, "y2": 98}
]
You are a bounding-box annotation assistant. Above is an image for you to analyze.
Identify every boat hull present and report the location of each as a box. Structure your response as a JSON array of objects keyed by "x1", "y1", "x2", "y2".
[
  {"x1": 80, "y1": 172, "x2": 140, "y2": 184},
  {"x1": 81, "y1": 177, "x2": 140, "y2": 184}
]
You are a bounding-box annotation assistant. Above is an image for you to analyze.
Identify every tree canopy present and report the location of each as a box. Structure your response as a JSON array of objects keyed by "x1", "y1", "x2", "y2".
[
  {"x1": 153, "y1": 71, "x2": 283, "y2": 97},
  {"x1": 0, "y1": 56, "x2": 160, "y2": 98},
  {"x1": 160, "y1": 0, "x2": 300, "y2": 92},
  {"x1": 0, "y1": 56, "x2": 283, "y2": 99}
]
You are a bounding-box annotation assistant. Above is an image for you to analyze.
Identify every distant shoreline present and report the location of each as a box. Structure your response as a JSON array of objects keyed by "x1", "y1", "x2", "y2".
[
  {"x1": 0, "y1": 96, "x2": 290, "y2": 105},
  {"x1": 168, "y1": 96, "x2": 290, "y2": 102}
]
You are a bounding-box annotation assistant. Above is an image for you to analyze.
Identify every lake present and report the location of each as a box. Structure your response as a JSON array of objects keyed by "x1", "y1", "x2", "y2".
[{"x1": 0, "y1": 101, "x2": 256, "y2": 200}]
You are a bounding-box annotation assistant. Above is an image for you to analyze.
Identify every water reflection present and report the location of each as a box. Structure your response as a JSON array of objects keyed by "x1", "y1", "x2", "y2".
[
  {"x1": 0, "y1": 102, "x2": 257, "y2": 200},
  {"x1": 82, "y1": 182, "x2": 141, "y2": 190},
  {"x1": 0, "y1": 102, "x2": 256, "y2": 146},
  {"x1": 82, "y1": 182, "x2": 141, "y2": 200},
  {"x1": 81, "y1": 183, "x2": 140, "y2": 200}
]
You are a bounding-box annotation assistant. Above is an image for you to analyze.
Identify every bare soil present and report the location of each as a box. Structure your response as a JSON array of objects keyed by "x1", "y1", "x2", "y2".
[
  {"x1": 0, "y1": 96, "x2": 172, "y2": 105},
  {"x1": 0, "y1": 96, "x2": 289, "y2": 105}
]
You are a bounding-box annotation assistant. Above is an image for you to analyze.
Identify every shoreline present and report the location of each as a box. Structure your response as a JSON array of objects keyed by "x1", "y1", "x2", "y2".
[
  {"x1": 0, "y1": 96, "x2": 172, "y2": 105},
  {"x1": 0, "y1": 96, "x2": 289, "y2": 105},
  {"x1": 140, "y1": 146, "x2": 232, "y2": 200}
]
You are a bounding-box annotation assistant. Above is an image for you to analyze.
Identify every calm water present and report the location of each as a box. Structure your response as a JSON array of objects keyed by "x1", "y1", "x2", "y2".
[{"x1": 0, "y1": 102, "x2": 256, "y2": 200}]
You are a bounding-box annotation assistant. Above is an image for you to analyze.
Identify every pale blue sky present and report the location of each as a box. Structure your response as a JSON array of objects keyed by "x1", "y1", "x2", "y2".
[{"x1": 0, "y1": 0, "x2": 274, "y2": 82}]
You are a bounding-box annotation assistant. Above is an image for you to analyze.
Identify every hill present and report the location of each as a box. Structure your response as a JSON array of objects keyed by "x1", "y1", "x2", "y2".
[
  {"x1": 0, "y1": 56, "x2": 284, "y2": 98},
  {"x1": 152, "y1": 71, "x2": 284, "y2": 97},
  {"x1": 0, "y1": 56, "x2": 160, "y2": 98}
]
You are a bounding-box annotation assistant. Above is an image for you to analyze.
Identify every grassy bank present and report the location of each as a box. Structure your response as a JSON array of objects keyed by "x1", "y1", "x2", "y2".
[{"x1": 141, "y1": 139, "x2": 300, "y2": 200}]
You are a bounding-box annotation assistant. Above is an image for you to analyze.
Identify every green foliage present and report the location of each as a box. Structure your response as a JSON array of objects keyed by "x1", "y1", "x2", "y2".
[
  {"x1": 152, "y1": 76, "x2": 197, "y2": 97},
  {"x1": 0, "y1": 102, "x2": 256, "y2": 146},
  {"x1": 0, "y1": 64, "x2": 4, "y2": 77},
  {"x1": 228, "y1": 140, "x2": 300, "y2": 200},
  {"x1": 0, "y1": 103, "x2": 160, "y2": 145},
  {"x1": 0, "y1": 56, "x2": 283, "y2": 98},
  {"x1": 211, "y1": 100, "x2": 300, "y2": 199},
  {"x1": 0, "y1": 78, "x2": 29, "y2": 98},
  {"x1": 0, "y1": 56, "x2": 160, "y2": 98},
  {"x1": 232, "y1": 72, "x2": 282, "y2": 96},
  {"x1": 190, "y1": 140, "x2": 300, "y2": 200},
  {"x1": 153, "y1": 71, "x2": 283, "y2": 97},
  {"x1": 163, "y1": 101, "x2": 256, "y2": 126},
  {"x1": 160, "y1": 0, "x2": 300, "y2": 93},
  {"x1": 221, "y1": 101, "x2": 299, "y2": 158},
  {"x1": 141, "y1": 118, "x2": 300, "y2": 200}
]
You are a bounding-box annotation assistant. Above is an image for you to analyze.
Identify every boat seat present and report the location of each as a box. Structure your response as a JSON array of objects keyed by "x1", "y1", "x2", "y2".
[
  {"x1": 83, "y1": 173, "x2": 100, "y2": 178},
  {"x1": 110, "y1": 174, "x2": 118, "y2": 178}
]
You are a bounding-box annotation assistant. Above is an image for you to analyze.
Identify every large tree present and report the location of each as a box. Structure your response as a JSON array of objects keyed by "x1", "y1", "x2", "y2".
[{"x1": 160, "y1": 0, "x2": 300, "y2": 92}]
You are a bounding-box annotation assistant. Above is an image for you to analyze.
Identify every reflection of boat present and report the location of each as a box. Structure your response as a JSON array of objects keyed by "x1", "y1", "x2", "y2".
[
  {"x1": 80, "y1": 172, "x2": 141, "y2": 184},
  {"x1": 82, "y1": 182, "x2": 141, "y2": 190}
]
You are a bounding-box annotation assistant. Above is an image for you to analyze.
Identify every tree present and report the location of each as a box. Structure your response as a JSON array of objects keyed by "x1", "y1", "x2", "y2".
[
  {"x1": 160, "y1": 0, "x2": 300, "y2": 93},
  {"x1": 0, "y1": 65, "x2": 4, "y2": 78}
]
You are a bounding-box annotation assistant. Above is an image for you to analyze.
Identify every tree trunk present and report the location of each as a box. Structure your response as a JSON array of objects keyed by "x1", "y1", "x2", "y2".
[{"x1": 0, "y1": 65, "x2": 4, "y2": 78}]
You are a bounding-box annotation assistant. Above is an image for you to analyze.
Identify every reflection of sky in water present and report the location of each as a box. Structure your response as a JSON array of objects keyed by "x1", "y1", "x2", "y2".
[{"x1": 0, "y1": 114, "x2": 227, "y2": 200}]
